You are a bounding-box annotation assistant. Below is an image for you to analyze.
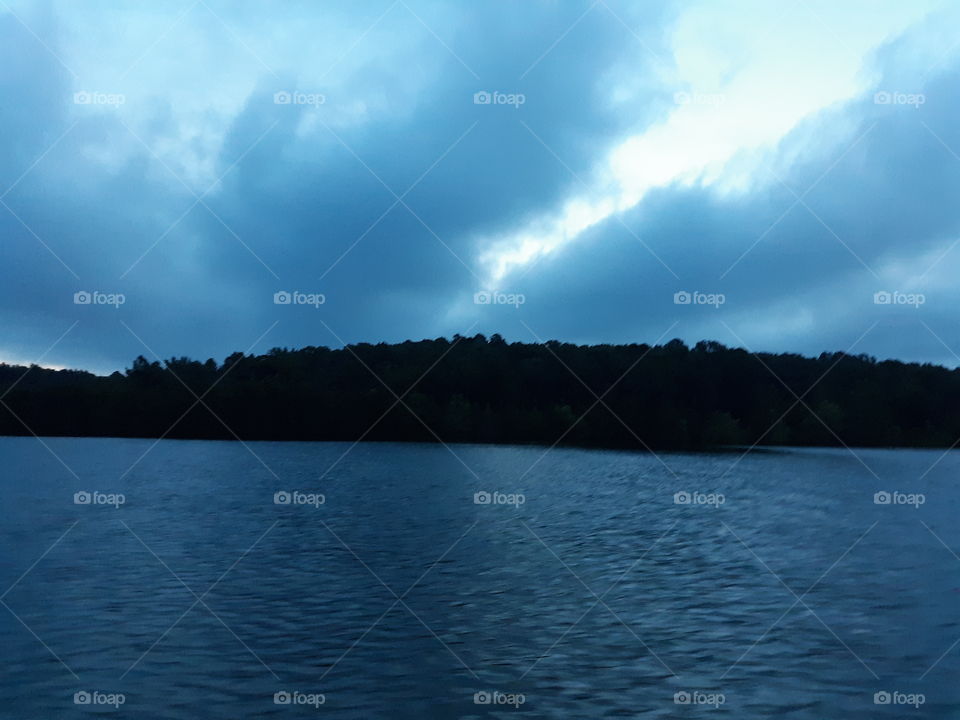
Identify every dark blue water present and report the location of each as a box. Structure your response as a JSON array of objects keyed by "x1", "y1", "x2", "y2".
[{"x1": 1, "y1": 437, "x2": 958, "y2": 718}]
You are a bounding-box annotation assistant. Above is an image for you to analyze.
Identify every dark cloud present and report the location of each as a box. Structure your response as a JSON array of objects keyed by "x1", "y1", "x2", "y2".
[
  {"x1": 3, "y1": 0, "x2": 960, "y2": 373},
  {"x1": 503, "y1": 43, "x2": 960, "y2": 366}
]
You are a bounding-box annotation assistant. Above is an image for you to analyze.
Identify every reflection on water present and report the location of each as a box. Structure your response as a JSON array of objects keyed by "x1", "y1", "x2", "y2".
[{"x1": 1, "y1": 438, "x2": 958, "y2": 718}]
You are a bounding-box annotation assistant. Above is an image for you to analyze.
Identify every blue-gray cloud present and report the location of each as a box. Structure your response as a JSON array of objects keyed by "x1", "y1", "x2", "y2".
[{"x1": 2, "y1": 0, "x2": 960, "y2": 373}]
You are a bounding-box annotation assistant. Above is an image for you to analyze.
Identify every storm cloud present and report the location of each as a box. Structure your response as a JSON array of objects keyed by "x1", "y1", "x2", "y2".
[{"x1": 2, "y1": 0, "x2": 959, "y2": 372}]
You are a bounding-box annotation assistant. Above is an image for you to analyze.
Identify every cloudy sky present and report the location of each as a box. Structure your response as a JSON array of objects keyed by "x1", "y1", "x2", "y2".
[{"x1": 3, "y1": 0, "x2": 960, "y2": 374}]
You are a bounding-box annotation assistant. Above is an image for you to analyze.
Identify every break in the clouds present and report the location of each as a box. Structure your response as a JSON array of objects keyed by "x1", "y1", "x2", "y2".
[{"x1": 2, "y1": 0, "x2": 960, "y2": 373}]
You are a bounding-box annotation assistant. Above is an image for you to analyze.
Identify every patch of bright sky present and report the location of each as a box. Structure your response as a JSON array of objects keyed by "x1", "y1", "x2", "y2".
[
  {"x1": 479, "y1": 0, "x2": 945, "y2": 286},
  {"x1": 0, "y1": 351, "x2": 69, "y2": 372}
]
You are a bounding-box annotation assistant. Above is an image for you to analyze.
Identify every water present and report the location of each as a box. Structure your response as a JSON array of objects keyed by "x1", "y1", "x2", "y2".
[{"x1": 1, "y1": 437, "x2": 958, "y2": 718}]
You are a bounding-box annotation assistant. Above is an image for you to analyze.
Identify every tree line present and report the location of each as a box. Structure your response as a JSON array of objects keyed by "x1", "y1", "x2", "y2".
[{"x1": 1, "y1": 334, "x2": 957, "y2": 449}]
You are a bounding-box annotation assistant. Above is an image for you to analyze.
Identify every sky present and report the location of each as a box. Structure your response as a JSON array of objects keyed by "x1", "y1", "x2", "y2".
[{"x1": 3, "y1": 0, "x2": 960, "y2": 374}]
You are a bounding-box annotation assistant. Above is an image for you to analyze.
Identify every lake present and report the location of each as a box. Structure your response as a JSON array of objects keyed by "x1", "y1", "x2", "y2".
[{"x1": 0, "y1": 437, "x2": 958, "y2": 718}]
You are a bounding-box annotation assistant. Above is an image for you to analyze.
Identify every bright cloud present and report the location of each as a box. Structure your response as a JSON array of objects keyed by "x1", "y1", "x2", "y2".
[{"x1": 480, "y1": 0, "x2": 943, "y2": 285}]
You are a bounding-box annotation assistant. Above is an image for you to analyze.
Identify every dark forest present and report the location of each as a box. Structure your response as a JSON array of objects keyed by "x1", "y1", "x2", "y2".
[{"x1": 2, "y1": 334, "x2": 957, "y2": 450}]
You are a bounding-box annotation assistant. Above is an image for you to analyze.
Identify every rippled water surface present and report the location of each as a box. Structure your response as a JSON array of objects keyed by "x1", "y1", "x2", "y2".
[{"x1": 1, "y1": 437, "x2": 959, "y2": 718}]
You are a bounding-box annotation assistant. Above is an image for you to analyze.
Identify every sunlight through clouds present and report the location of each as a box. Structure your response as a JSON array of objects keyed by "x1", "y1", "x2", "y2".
[
  {"x1": 4, "y1": 0, "x2": 960, "y2": 370},
  {"x1": 479, "y1": 0, "x2": 943, "y2": 286}
]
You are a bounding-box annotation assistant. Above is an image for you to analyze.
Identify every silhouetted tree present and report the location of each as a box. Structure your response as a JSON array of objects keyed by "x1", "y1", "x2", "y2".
[{"x1": 1, "y1": 335, "x2": 959, "y2": 450}]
